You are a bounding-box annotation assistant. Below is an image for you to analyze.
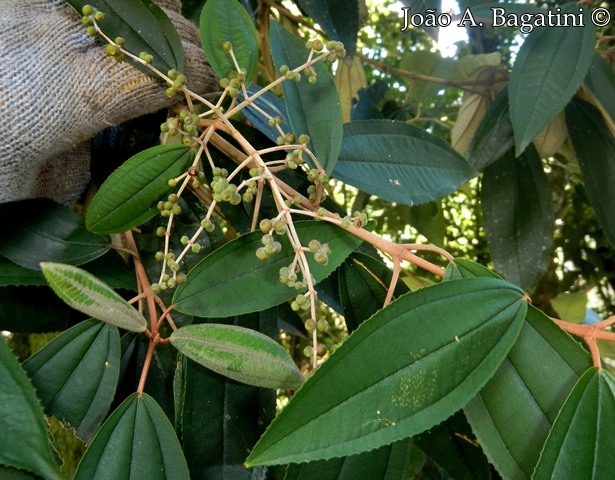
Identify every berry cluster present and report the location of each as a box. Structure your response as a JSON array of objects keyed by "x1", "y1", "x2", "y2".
[
  {"x1": 308, "y1": 239, "x2": 330, "y2": 266},
  {"x1": 165, "y1": 69, "x2": 187, "y2": 97},
  {"x1": 210, "y1": 168, "x2": 242, "y2": 205},
  {"x1": 156, "y1": 193, "x2": 182, "y2": 217},
  {"x1": 81, "y1": 5, "x2": 105, "y2": 36},
  {"x1": 160, "y1": 110, "x2": 200, "y2": 144},
  {"x1": 219, "y1": 69, "x2": 246, "y2": 98},
  {"x1": 342, "y1": 211, "x2": 368, "y2": 229}
]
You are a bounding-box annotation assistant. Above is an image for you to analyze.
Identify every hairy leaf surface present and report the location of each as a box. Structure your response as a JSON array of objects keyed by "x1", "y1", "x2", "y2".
[
  {"x1": 86, "y1": 144, "x2": 194, "y2": 234},
  {"x1": 41, "y1": 262, "x2": 147, "y2": 332},
  {"x1": 171, "y1": 323, "x2": 303, "y2": 389}
]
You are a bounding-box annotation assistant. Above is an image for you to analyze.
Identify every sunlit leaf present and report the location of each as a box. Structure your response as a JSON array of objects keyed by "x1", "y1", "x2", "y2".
[
  {"x1": 509, "y1": 3, "x2": 594, "y2": 155},
  {"x1": 532, "y1": 368, "x2": 615, "y2": 480},
  {"x1": 334, "y1": 120, "x2": 476, "y2": 206},
  {"x1": 173, "y1": 221, "x2": 361, "y2": 317},
  {"x1": 481, "y1": 147, "x2": 553, "y2": 289},
  {"x1": 0, "y1": 199, "x2": 109, "y2": 270},
  {"x1": 199, "y1": 0, "x2": 258, "y2": 82},
  {"x1": 65, "y1": 0, "x2": 184, "y2": 74},
  {"x1": 246, "y1": 277, "x2": 527, "y2": 466},
  {"x1": 86, "y1": 144, "x2": 194, "y2": 234},
  {"x1": 171, "y1": 323, "x2": 303, "y2": 389},
  {"x1": 0, "y1": 339, "x2": 63, "y2": 480},
  {"x1": 23, "y1": 319, "x2": 121, "y2": 443},
  {"x1": 550, "y1": 291, "x2": 588, "y2": 324},
  {"x1": 566, "y1": 98, "x2": 615, "y2": 248},
  {"x1": 74, "y1": 393, "x2": 189, "y2": 479},
  {"x1": 41, "y1": 262, "x2": 147, "y2": 332},
  {"x1": 270, "y1": 21, "x2": 343, "y2": 174}
]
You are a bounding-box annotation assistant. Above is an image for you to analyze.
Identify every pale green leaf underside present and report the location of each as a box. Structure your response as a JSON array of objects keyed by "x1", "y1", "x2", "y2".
[
  {"x1": 171, "y1": 324, "x2": 303, "y2": 389},
  {"x1": 41, "y1": 262, "x2": 146, "y2": 332}
]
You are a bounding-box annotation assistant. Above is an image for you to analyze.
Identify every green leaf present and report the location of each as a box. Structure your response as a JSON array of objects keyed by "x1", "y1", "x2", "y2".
[
  {"x1": 0, "y1": 286, "x2": 73, "y2": 333},
  {"x1": 246, "y1": 277, "x2": 527, "y2": 466},
  {"x1": 199, "y1": 0, "x2": 258, "y2": 82},
  {"x1": 532, "y1": 368, "x2": 615, "y2": 480},
  {"x1": 296, "y1": 0, "x2": 360, "y2": 58},
  {"x1": 41, "y1": 262, "x2": 147, "y2": 332},
  {"x1": 465, "y1": 305, "x2": 591, "y2": 480},
  {"x1": 283, "y1": 438, "x2": 414, "y2": 480},
  {"x1": 74, "y1": 392, "x2": 189, "y2": 479},
  {"x1": 585, "y1": 53, "x2": 615, "y2": 125},
  {"x1": 467, "y1": 87, "x2": 513, "y2": 171},
  {"x1": 0, "y1": 258, "x2": 46, "y2": 287},
  {"x1": 176, "y1": 313, "x2": 275, "y2": 480},
  {"x1": 0, "y1": 339, "x2": 63, "y2": 480},
  {"x1": 481, "y1": 147, "x2": 553, "y2": 289},
  {"x1": 171, "y1": 323, "x2": 303, "y2": 389},
  {"x1": 550, "y1": 291, "x2": 588, "y2": 324},
  {"x1": 65, "y1": 0, "x2": 184, "y2": 75},
  {"x1": 338, "y1": 252, "x2": 409, "y2": 332},
  {"x1": 23, "y1": 319, "x2": 121, "y2": 443},
  {"x1": 566, "y1": 98, "x2": 615, "y2": 248},
  {"x1": 334, "y1": 120, "x2": 476, "y2": 206},
  {"x1": 270, "y1": 21, "x2": 343, "y2": 175},
  {"x1": 173, "y1": 221, "x2": 362, "y2": 317},
  {"x1": 399, "y1": 50, "x2": 458, "y2": 102},
  {"x1": 509, "y1": 3, "x2": 594, "y2": 155},
  {"x1": 86, "y1": 144, "x2": 194, "y2": 234},
  {"x1": 0, "y1": 199, "x2": 109, "y2": 270}
]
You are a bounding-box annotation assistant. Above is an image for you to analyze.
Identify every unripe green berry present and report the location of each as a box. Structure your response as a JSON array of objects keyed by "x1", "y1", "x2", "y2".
[
  {"x1": 317, "y1": 319, "x2": 329, "y2": 331},
  {"x1": 86, "y1": 26, "x2": 97, "y2": 36},
  {"x1": 139, "y1": 52, "x2": 153, "y2": 64},
  {"x1": 279, "y1": 65, "x2": 289, "y2": 74},
  {"x1": 114, "y1": 37, "x2": 125, "y2": 46},
  {"x1": 298, "y1": 134, "x2": 310, "y2": 145},
  {"x1": 304, "y1": 319, "x2": 317, "y2": 331},
  {"x1": 171, "y1": 205, "x2": 182, "y2": 215},
  {"x1": 255, "y1": 247, "x2": 268, "y2": 261},
  {"x1": 191, "y1": 244, "x2": 201, "y2": 254},
  {"x1": 308, "y1": 239, "x2": 321, "y2": 252},
  {"x1": 155, "y1": 251, "x2": 165, "y2": 262},
  {"x1": 308, "y1": 76, "x2": 317, "y2": 84},
  {"x1": 267, "y1": 117, "x2": 277, "y2": 127},
  {"x1": 291, "y1": 301, "x2": 300, "y2": 312},
  {"x1": 176, "y1": 273, "x2": 187, "y2": 285},
  {"x1": 180, "y1": 235, "x2": 189, "y2": 245},
  {"x1": 219, "y1": 78, "x2": 230, "y2": 88},
  {"x1": 168, "y1": 69, "x2": 178, "y2": 80},
  {"x1": 166, "y1": 278, "x2": 176, "y2": 288},
  {"x1": 242, "y1": 192, "x2": 253, "y2": 203},
  {"x1": 93, "y1": 11, "x2": 104, "y2": 21},
  {"x1": 260, "y1": 219, "x2": 272, "y2": 233},
  {"x1": 305, "y1": 40, "x2": 314, "y2": 50},
  {"x1": 82, "y1": 5, "x2": 94, "y2": 15},
  {"x1": 223, "y1": 41, "x2": 232, "y2": 51},
  {"x1": 81, "y1": 16, "x2": 93, "y2": 26},
  {"x1": 156, "y1": 226, "x2": 166, "y2": 237},
  {"x1": 314, "y1": 250, "x2": 328, "y2": 265},
  {"x1": 312, "y1": 39, "x2": 324, "y2": 51},
  {"x1": 151, "y1": 283, "x2": 162, "y2": 294},
  {"x1": 169, "y1": 261, "x2": 180, "y2": 272}
]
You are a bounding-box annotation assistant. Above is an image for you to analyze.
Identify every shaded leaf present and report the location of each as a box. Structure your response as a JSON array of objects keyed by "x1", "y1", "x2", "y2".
[
  {"x1": 509, "y1": 3, "x2": 594, "y2": 155},
  {"x1": 199, "y1": 0, "x2": 258, "y2": 82},
  {"x1": 296, "y1": 0, "x2": 360, "y2": 58},
  {"x1": 0, "y1": 258, "x2": 46, "y2": 287},
  {"x1": 0, "y1": 286, "x2": 74, "y2": 333},
  {"x1": 86, "y1": 144, "x2": 194, "y2": 234},
  {"x1": 338, "y1": 252, "x2": 409, "y2": 332},
  {"x1": 246, "y1": 277, "x2": 527, "y2": 466},
  {"x1": 170, "y1": 323, "x2": 303, "y2": 389},
  {"x1": 74, "y1": 392, "x2": 189, "y2": 479},
  {"x1": 283, "y1": 438, "x2": 414, "y2": 480},
  {"x1": 566, "y1": 98, "x2": 615, "y2": 248},
  {"x1": 0, "y1": 339, "x2": 63, "y2": 480},
  {"x1": 481, "y1": 147, "x2": 553, "y2": 289},
  {"x1": 41, "y1": 262, "x2": 147, "y2": 332},
  {"x1": 173, "y1": 221, "x2": 362, "y2": 317},
  {"x1": 465, "y1": 307, "x2": 591, "y2": 479},
  {"x1": 467, "y1": 87, "x2": 513, "y2": 171},
  {"x1": 239, "y1": 84, "x2": 289, "y2": 142},
  {"x1": 532, "y1": 368, "x2": 615, "y2": 480},
  {"x1": 584, "y1": 53, "x2": 615, "y2": 127},
  {"x1": 23, "y1": 319, "x2": 121, "y2": 443},
  {"x1": 334, "y1": 120, "x2": 476, "y2": 206},
  {"x1": 415, "y1": 410, "x2": 490, "y2": 480},
  {"x1": 0, "y1": 199, "x2": 109, "y2": 270},
  {"x1": 65, "y1": 0, "x2": 184, "y2": 74},
  {"x1": 270, "y1": 21, "x2": 343, "y2": 174}
]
